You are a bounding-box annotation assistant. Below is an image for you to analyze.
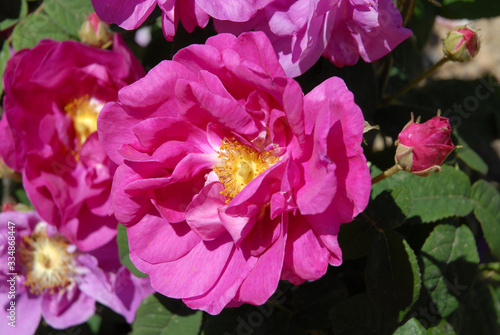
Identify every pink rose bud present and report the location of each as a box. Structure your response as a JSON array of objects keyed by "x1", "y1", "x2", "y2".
[
  {"x1": 443, "y1": 25, "x2": 480, "y2": 62},
  {"x1": 394, "y1": 114, "x2": 456, "y2": 176},
  {"x1": 78, "y1": 12, "x2": 113, "y2": 48}
]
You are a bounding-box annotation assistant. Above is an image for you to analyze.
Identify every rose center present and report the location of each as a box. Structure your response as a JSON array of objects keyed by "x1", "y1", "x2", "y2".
[
  {"x1": 19, "y1": 226, "x2": 75, "y2": 295},
  {"x1": 214, "y1": 138, "x2": 278, "y2": 203},
  {"x1": 64, "y1": 95, "x2": 104, "y2": 147}
]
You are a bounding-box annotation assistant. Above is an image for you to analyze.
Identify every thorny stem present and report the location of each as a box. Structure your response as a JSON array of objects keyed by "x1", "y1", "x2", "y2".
[
  {"x1": 371, "y1": 165, "x2": 402, "y2": 185},
  {"x1": 383, "y1": 57, "x2": 449, "y2": 104}
]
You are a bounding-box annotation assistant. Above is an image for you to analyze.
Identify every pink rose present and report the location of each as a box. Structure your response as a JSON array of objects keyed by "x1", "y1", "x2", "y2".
[
  {"x1": 395, "y1": 115, "x2": 456, "y2": 176},
  {"x1": 0, "y1": 210, "x2": 153, "y2": 335},
  {"x1": 323, "y1": 0, "x2": 413, "y2": 67},
  {"x1": 91, "y1": 0, "x2": 210, "y2": 41},
  {"x1": 215, "y1": 0, "x2": 413, "y2": 76},
  {"x1": 98, "y1": 31, "x2": 371, "y2": 314},
  {"x1": 0, "y1": 36, "x2": 145, "y2": 251},
  {"x1": 443, "y1": 25, "x2": 480, "y2": 62}
]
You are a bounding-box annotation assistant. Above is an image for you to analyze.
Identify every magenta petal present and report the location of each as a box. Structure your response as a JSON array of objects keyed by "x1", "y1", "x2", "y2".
[
  {"x1": 196, "y1": 0, "x2": 272, "y2": 21},
  {"x1": 177, "y1": 0, "x2": 210, "y2": 33},
  {"x1": 0, "y1": 117, "x2": 21, "y2": 171},
  {"x1": 304, "y1": 206, "x2": 343, "y2": 266},
  {"x1": 284, "y1": 214, "x2": 330, "y2": 281},
  {"x1": 132, "y1": 117, "x2": 213, "y2": 154},
  {"x1": 186, "y1": 182, "x2": 228, "y2": 240},
  {"x1": 160, "y1": 2, "x2": 177, "y2": 41},
  {"x1": 234, "y1": 216, "x2": 287, "y2": 305},
  {"x1": 282, "y1": 79, "x2": 306, "y2": 147},
  {"x1": 0, "y1": 283, "x2": 41, "y2": 335},
  {"x1": 152, "y1": 177, "x2": 205, "y2": 223},
  {"x1": 218, "y1": 210, "x2": 255, "y2": 243},
  {"x1": 128, "y1": 213, "x2": 201, "y2": 263},
  {"x1": 219, "y1": 161, "x2": 286, "y2": 243},
  {"x1": 183, "y1": 248, "x2": 258, "y2": 315},
  {"x1": 58, "y1": 204, "x2": 117, "y2": 252},
  {"x1": 242, "y1": 211, "x2": 281, "y2": 258},
  {"x1": 41, "y1": 286, "x2": 95, "y2": 329},
  {"x1": 131, "y1": 233, "x2": 234, "y2": 299},
  {"x1": 112, "y1": 166, "x2": 155, "y2": 226},
  {"x1": 176, "y1": 77, "x2": 258, "y2": 135},
  {"x1": 297, "y1": 76, "x2": 369, "y2": 216},
  {"x1": 91, "y1": 0, "x2": 157, "y2": 30},
  {"x1": 295, "y1": 147, "x2": 337, "y2": 215},
  {"x1": 77, "y1": 254, "x2": 153, "y2": 323},
  {"x1": 98, "y1": 102, "x2": 142, "y2": 165},
  {"x1": 352, "y1": 0, "x2": 413, "y2": 63}
]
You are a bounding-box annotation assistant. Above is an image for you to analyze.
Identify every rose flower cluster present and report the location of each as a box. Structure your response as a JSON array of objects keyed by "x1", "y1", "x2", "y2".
[
  {"x1": 0, "y1": 35, "x2": 152, "y2": 331},
  {"x1": 1, "y1": 0, "x2": 462, "y2": 331}
]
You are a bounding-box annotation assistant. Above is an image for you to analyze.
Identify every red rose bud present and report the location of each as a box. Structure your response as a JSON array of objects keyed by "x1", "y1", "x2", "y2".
[
  {"x1": 443, "y1": 25, "x2": 480, "y2": 62},
  {"x1": 78, "y1": 13, "x2": 113, "y2": 48},
  {"x1": 394, "y1": 114, "x2": 456, "y2": 176}
]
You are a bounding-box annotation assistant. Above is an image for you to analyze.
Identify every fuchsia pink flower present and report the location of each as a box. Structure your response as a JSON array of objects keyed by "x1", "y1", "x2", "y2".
[
  {"x1": 0, "y1": 37, "x2": 145, "y2": 251},
  {"x1": 395, "y1": 115, "x2": 456, "y2": 176},
  {"x1": 214, "y1": 0, "x2": 413, "y2": 76},
  {"x1": 91, "y1": 1, "x2": 411, "y2": 76},
  {"x1": 91, "y1": 0, "x2": 210, "y2": 41},
  {"x1": 98, "y1": 31, "x2": 371, "y2": 314},
  {"x1": 0, "y1": 210, "x2": 153, "y2": 334}
]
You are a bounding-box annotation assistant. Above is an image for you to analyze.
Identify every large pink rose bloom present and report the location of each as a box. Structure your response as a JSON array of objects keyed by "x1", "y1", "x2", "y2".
[
  {"x1": 215, "y1": 0, "x2": 413, "y2": 76},
  {"x1": 0, "y1": 37, "x2": 145, "y2": 251},
  {"x1": 91, "y1": 0, "x2": 277, "y2": 41},
  {"x1": 98, "y1": 31, "x2": 370, "y2": 314},
  {"x1": 0, "y1": 211, "x2": 153, "y2": 335}
]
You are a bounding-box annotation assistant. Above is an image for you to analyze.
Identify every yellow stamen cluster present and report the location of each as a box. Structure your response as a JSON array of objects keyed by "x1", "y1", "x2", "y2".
[
  {"x1": 214, "y1": 138, "x2": 279, "y2": 203},
  {"x1": 64, "y1": 95, "x2": 103, "y2": 147},
  {"x1": 19, "y1": 226, "x2": 75, "y2": 295}
]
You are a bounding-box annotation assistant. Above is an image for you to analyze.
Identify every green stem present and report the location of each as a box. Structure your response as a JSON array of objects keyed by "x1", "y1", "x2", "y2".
[
  {"x1": 371, "y1": 165, "x2": 402, "y2": 185},
  {"x1": 383, "y1": 57, "x2": 449, "y2": 104}
]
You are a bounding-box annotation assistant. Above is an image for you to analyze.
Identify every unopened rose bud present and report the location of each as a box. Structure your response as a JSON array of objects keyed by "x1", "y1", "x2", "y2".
[
  {"x1": 78, "y1": 13, "x2": 113, "y2": 48},
  {"x1": 394, "y1": 114, "x2": 456, "y2": 176},
  {"x1": 443, "y1": 25, "x2": 480, "y2": 62}
]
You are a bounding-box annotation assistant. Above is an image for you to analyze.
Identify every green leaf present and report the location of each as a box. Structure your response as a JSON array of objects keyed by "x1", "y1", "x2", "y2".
[
  {"x1": 0, "y1": 0, "x2": 28, "y2": 31},
  {"x1": 0, "y1": 40, "x2": 11, "y2": 96},
  {"x1": 11, "y1": 0, "x2": 93, "y2": 51},
  {"x1": 369, "y1": 187, "x2": 412, "y2": 230},
  {"x1": 131, "y1": 294, "x2": 202, "y2": 335},
  {"x1": 454, "y1": 131, "x2": 488, "y2": 175},
  {"x1": 439, "y1": 0, "x2": 500, "y2": 19},
  {"x1": 365, "y1": 231, "x2": 421, "y2": 318},
  {"x1": 12, "y1": 12, "x2": 69, "y2": 51},
  {"x1": 449, "y1": 280, "x2": 500, "y2": 335},
  {"x1": 86, "y1": 314, "x2": 102, "y2": 334},
  {"x1": 43, "y1": 0, "x2": 94, "y2": 38},
  {"x1": 420, "y1": 224, "x2": 479, "y2": 317},
  {"x1": 371, "y1": 166, "x2": 474, "y2": 223},
  {"x1": 293, "y1": 276, "x2": 348, "y2": 330},
  {"x1": 393, "y1": 318, "x2": 426, "y2": 335},
  {"x1": 426, "y1": 319, "x2": 457, "y2": 335},
  {"x1": 395, "y1": 318, "x2": 457, "y2": 335},
  {"x1": 470, "y1": 180, "x2": 500, "y2": 258},
  {"x1": 330, "y1": 293, "x2": 397, "y2": 335},
  {"x1": 117, "y1": 223, "x2": 148, "y2": 278},
  {"x1": 338, "y1": 216, "x2": 378, "y2": 260},
  {"x1": 14, "y1": 188, "x2": 32, "y2": 207}
]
